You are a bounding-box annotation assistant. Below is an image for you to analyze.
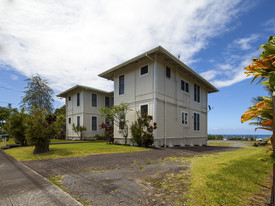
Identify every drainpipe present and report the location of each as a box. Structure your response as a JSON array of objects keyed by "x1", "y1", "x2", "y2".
[{"x1": 153, "y1": 54, "x2": 158, "y2": 145}]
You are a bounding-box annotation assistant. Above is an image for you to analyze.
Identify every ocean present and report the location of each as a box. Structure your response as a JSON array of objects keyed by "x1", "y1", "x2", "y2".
[{"x1": 209, "y1": 134, "x2": 272, "y2": 140}]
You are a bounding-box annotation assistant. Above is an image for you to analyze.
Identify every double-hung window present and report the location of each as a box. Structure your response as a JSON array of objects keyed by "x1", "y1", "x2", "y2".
[
  {"x1": 166, "y1": 67, "x2": 171, "y2": 78},
  {"x1": 194, "y1": 84, "x2": 200, "y2": 102},
  {"x1": 105, "y1": 96, "x2": 110, "y2": 108},
  {"x1": 91, "y1": 116, "x2": 97, "y2": 131},
  {"x1": 181, "y1": 80, "x2": 189, "y2": 93},
  {"x1": 91, "y1": 93, "x2": 97, "y2": 107},
  {"x1": 77, "y1": 116, "x2": 80, "y2": 127},
  {"x1": 194, "y1": 113, "x2": 200, "y2": 131},
  {"x1": 119, "y1": 112, "x2": 125, "y2": 130},
  {"x1": 181, "y1": 111, "x2": 188, "y2": 125},
  {"x1": 119, "y1": 75, "x2": 125, "y2": 95},
  {"x1": 77, "y1": 93, "x2": 80, "y2": 106}
]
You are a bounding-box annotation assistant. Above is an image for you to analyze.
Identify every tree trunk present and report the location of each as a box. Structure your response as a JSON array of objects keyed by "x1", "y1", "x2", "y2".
[{"x1": 33, "y1": 144, "x2": 49, "y2": 154}]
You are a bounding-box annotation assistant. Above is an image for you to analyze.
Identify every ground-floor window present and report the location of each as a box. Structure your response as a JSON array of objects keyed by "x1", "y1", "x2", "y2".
[
  {"x1": 68, "y1": 117, "x2": 71, "y2": 124},
  {"x1": 77, "y1": 116, "x2": 80, "y2": 127},
  {"x1": 194, "y1": 113, "x2": 200, "y2": 131},
  {"x1": 119, "y1": 112, "x2": 125, "y2": 130},
  {"x1": 181, "y1": 111, "x2": 188, "y2": 125},
  {"x1": 140, "y1": 104, "x2": 149, "y2": 115},
  {"x1": 91, "y1": 116, "x2": 97, "y2": 131}
]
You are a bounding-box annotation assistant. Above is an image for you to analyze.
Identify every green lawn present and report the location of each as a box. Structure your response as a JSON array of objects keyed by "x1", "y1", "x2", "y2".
[
  {"x1": 4, "y1": 142, "x2": 149, "y2": 161},
  {"x1": 185, "y1": 147, "x2": 273, "y2": 205}
]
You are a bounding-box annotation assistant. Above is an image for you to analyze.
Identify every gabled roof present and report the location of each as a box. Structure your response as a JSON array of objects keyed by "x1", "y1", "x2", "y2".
[
  {"x1": 57, "y1": 85, "x2": 113, "y2": 98},
  {"x1": 98, "y1": 46, "x2": 218, "y2": 93}
]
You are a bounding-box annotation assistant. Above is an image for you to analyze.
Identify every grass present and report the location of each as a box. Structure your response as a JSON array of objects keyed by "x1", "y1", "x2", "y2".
[
  {"x1": 185, "y1": 147, "x2": 274, "y2": 205},
  {"x1": 4, "y1": 142, "x2": 149, "y2": 161},
  {"x1": 207, "y1": 141, "x2": 232, "y2": 146}
]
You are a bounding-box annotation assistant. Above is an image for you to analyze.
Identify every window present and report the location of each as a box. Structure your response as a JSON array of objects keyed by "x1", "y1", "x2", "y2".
[
  {"x1": 105, "y1": 96, "x2": 110, "y2": 108},
  {"x1": 68, "y1": 117, "x2": 71, "y2": 124},
  {"x1": 194, "y1": 84, "x2": 200, "y2": 102},
  {"x1": 119, "y1": 75, "x2": 125, "y2": 95},
  {"x1": 166, "y1": 67, "x2": 171, "y2": 78},
  {"x1": 140, "y1": 65, "x2": 149, "y2": 76},
  {"x1": 77, "y1": 93, "x2": 80, "y2": 106},
  {"x1": 181, "y1": 80, "x2": 189, "y2": 93},
  {"x1": 91, "y1": 116, "x2": 97, "y2": 131},
  {"x1": 140, "y1": 104, "x2": 148, "y2": 115},
  {"x1": 77, "y1": 116, "x2": 80, "y2": 127},
  {"x1": 68, "y1": 96, "x2": 71, "y2": 101},
  {"x1": 181, "y1": 112, "x2": 188, "y2": 125},
  {"x1": 91, "y1": 93, "x2": 97, "y2": 107},
  {"x1": 119, "y1": 112, "x2": 125, "y2": 130},
  {"x1": 194, "y1": 113, "x2": 200, "y2": 131}
]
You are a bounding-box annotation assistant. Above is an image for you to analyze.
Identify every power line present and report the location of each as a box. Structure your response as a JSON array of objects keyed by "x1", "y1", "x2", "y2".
[{"x1": 0, "y1": 85, "x2": 23, "y2": 93}]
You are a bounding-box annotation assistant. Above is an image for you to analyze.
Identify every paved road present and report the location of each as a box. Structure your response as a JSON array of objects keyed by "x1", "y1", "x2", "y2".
[{"x1": 0, "y1": 150, "x2": 82, "y2": 206}]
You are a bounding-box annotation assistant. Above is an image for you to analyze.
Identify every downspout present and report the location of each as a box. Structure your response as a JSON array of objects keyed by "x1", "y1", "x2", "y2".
[{"x1": 164, "y1": 69, "x2": 167, "y2": 147}]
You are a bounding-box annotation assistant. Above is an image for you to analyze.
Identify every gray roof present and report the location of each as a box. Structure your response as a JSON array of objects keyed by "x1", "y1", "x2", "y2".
[
  {"x1": 99, "y1": 46, "x2": 218, "y2": 93},
  {"x1": 57, "y1": 85, "x2": 113, "y2": 98}
]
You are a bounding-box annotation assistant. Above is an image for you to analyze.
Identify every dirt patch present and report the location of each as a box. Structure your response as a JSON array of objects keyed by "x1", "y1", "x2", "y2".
[{"x1": 22, "y1": 146, "x2": 237, "y2": 205}]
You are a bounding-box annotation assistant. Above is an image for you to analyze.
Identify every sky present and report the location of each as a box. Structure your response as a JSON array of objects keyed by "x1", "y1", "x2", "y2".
[{"x1": 0, "y1": 0, "x2": 274, "y2": 135}]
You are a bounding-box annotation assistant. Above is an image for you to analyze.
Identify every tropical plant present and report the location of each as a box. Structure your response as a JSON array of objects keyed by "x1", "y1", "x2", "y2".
[
  {"x1": 241, "y1": 36, "x2": 275, "y2": 151},
  {"x1": 72, "y1": 123, "x2": 86, "y2": 140},
  {"x1": 3, "y1": 108, "x2": 28, "y2": 146},
  {"x1": 21, "y1": 74, "x2": 54, "y2": 113},
  {"x1": 99, "y1": 103, "x2": 131, "y2": 145},
  {"x1": 25, "y1": 108, "x2": 56, "y2": 154},
  {"x1": 130, "y1": 112, "x2": 157, "y2": 147},
  {"x1": 99, "y1": 122, "x2": 114, "y2": 144},
  {"x1": 0, "y1": 104, "x2": 14, "y2": 131}
]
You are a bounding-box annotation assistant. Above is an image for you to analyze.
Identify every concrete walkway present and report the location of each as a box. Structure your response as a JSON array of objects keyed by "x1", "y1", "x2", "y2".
[{"x1": 0, "y1": 150, "x2": 82, "y2": 206}]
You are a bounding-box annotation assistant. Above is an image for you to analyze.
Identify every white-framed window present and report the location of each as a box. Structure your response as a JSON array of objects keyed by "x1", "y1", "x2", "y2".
[
  {"x1": 181, "y1": 111, "x2": 188, "y2": 125},
  {"x1": 166, "y1": 67, "x2": 171, "y2": 78},
  {"x1": 91, "y1": 116, "x2": 97, "y2": 131},
  {"x1": 91, "y1": 93, "x2": 97, "y2": 107},
  {"x1": 77, "y1": 116, "x2": 80, "y2": 127},
  {"x1": 194, "y1": 84, "x2": 200, "y2": 103},
  {"x1": 119, "y1": 112, "x2": 125, "y2": 130},
  {"x1": 119, "y1": 74, "x2": 125, "y2": 95},
  {"x1": 181, "y1": 80, "x2": 189, "y2": 93},
  {"x1": 140, "y1": 104, "x2": 149, "y2": 115},
  {"x1": 193, "y1": 113, "x2": 200, "y2": 131},
  {"x1": 77, "y1": 93, "x2": 80, "y2": 106},
  {"x1": 105, "y1": 96, "x2": 110, "y2": 108},
  {"x1": 140, "y1": 65, "x2": 149, "y2": 76}
]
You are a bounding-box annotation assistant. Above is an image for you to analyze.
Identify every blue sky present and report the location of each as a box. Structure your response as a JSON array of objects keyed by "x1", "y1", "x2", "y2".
[{"x1": 0, "y1": 0, "x2": 274, "y2": 135}]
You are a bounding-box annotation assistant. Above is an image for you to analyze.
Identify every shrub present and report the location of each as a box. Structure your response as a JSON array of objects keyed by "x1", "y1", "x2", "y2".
[
  {"x1": 130, "y1": 112, "x2": 157, "y2": 147},
  {"x1": 208, "y1": 135, "x2": 224, "y2": 140},
  {"x1": 94, "y1": 134, "x2": 106, "y2": 141},
  {"x1": 72, "y1": 124, "x2": 86, "y2": 140},
  {"x1": 25, "y1": 108, "x2": 56, "y2": 154},
  {"x1": 99, "y1": 122, "x2": 114, "y2": 143},
  {"x1": 3, "y1": 109, "x2": 27, "y2": 146}
]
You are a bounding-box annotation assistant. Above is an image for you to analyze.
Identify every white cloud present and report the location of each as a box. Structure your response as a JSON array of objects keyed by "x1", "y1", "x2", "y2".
[
  {"x1": 263, "y1": 18, "x2": 275, "y2": 31},
  {"x1": 200, "y1": 70, "x2": 218, "y2": 81},
  {"x1": 0, "y1": 0, "x2": 248, "y2": 92},
  {"x1": 230, "y1": 34, "x2": 259, "y2": 50}
]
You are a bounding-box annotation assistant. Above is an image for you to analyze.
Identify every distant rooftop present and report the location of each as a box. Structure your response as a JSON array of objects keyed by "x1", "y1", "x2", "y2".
[{"x1": 57, "y1": 85, "x2": 113, "y2": 98}]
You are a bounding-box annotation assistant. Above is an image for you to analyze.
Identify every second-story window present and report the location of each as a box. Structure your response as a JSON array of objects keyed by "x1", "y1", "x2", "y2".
[
  {"x1": 181, "y1": 80, "x2": 189, "y2": 93},
  {"x1": 77, "y1": 93, "x2": 80, "y2": 106},
  {"x1": 105, "y1": 96, "x2": 110, "y2": 108},
  {"x1": 68, "y1": 96, "x2": 71, "y2": 101},
  {"x1": 166, "y1": 67, "x2": 171, "y2": 78},
  {"x1": 119, "y1": 75, "x2": 125, "y2": 95},
  {"x1": 140, "y1": 65, "x2": 149, "y2": 76},
  {"x1": 92, "y1": 93, "x2": 97, "y2": 107},
  {"x1": 194, "y1": 84, "x2": 200, "y2": 102}
]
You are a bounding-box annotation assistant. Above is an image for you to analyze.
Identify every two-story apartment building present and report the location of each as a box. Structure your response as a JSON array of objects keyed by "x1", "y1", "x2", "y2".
[
  {"x1": 99, "y1": 46, "x2": 218, "y2": 147},
  {"x1": 57, "y1": 85, "x2": 113, "y2": 139}
]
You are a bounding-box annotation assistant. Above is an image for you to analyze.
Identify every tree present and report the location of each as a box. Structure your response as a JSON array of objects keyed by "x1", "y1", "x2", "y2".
[
  {"x1": 21, "y1": 75, "x2": 54, "y2": 113},
  {"x1": 3, "y1": 108, "x2": 28, "y2": 146},
  {"x1": 72, "y1": 124, "x2": 86, "y2": 140},
  {"x1": 0, "y1": 104, "x2": 14, "y2": 133},
  {"x1": 130, "y1": 112, "x2": 157, "y2": 147},
  {"x1": 241, "y1": 36, "x2": 275, "y2": 151},
  {"x1": 99, "y1": 103, "x2": 131, "y2": 145},
  {"x1": 25, "y1": 108, "x2": 56, "y2": 154},
  {"x1": 54, "y1": 106, "x2": 66, "y2": 139}
]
